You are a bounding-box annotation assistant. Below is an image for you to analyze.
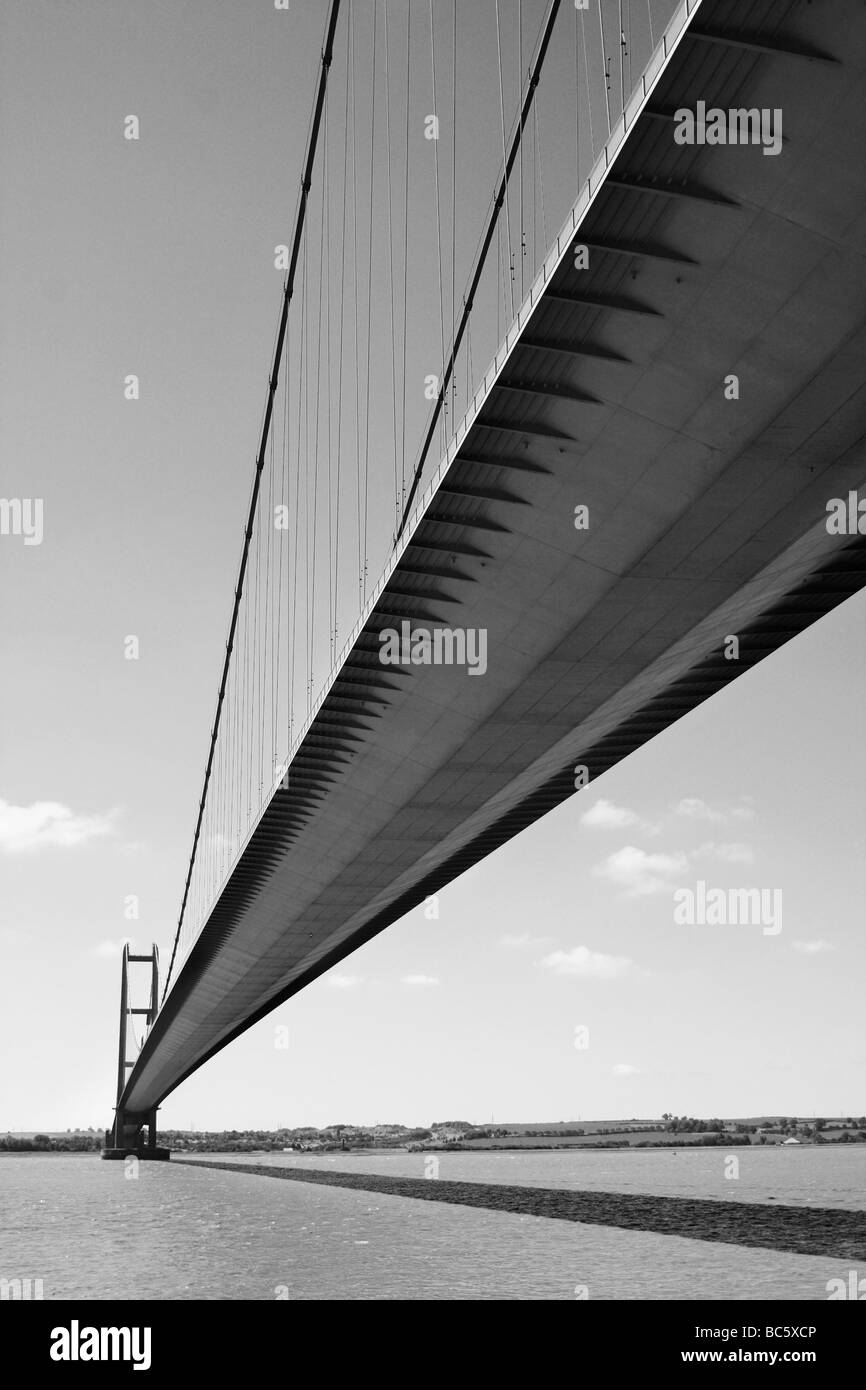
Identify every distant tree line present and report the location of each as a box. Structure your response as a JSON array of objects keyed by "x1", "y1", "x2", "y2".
[
  {"x1": 0, "y1": 1133, "x2": 103, "y2": 1152},
  {"x1": 5, "y1": 1116, "x2": 864, "y2": 1155},
  {"x1": 662, "y1": 1116, "x2": 728, "y2": 1133}
]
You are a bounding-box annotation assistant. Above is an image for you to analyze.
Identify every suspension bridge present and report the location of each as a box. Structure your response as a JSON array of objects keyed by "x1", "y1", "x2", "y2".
[{"x1": 106, "y1": 0, "x2": 866, "y2": 1156}]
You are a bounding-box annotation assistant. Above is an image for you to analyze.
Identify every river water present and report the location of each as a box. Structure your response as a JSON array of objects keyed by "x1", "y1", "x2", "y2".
[{"x1": 1, "y1": 1147, "x2": 862, "y2": 1300}]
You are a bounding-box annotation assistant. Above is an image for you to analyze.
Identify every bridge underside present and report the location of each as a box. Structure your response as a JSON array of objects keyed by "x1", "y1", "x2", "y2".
[{"x1": 122, "y1": 0, "x2": 866, "y2": 1122}]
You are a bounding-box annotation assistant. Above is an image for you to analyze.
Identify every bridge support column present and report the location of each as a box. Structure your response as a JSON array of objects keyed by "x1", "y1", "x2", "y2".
[
  {"x1": 102, "y1": 1107, "x2": 169, "y2": 1161},
  {"x1": 101, "y1": 945, "x2": 170, "y2": 1161}
]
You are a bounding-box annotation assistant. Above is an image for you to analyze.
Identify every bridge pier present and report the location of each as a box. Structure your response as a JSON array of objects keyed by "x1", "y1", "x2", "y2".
[
  {"x1": 102, "y1": 1108, "x2": 170, "y2": 1161},
  {"x1": 101, "y1": 945, "x2": 171, "y2": 1161}
]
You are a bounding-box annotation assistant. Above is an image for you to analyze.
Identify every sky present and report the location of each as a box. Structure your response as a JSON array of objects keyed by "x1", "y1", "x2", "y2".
[{"x1": 1, "y1": 0, "x2": 863, "y2": 1134}]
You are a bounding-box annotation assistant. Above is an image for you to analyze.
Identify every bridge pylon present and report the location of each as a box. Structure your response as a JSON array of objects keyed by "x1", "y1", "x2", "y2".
[{"x1": 102, "y1": 943, "x2": 170, "y2": 1161}]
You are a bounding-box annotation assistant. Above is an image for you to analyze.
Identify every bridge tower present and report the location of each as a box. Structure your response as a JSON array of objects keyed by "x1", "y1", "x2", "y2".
[{"x1": 102, "y1": 943, "x2": 170, "y2": 1160}]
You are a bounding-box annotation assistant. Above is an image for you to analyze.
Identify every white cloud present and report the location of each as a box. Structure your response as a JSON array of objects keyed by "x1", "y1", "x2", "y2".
[
  {"x1": 674, "y1": 797, "x2": 756, "y2": 825},
  {"x1": 580, "y1": 799, "x2": 659, "y2": 835},
  {"x1": 0, "y1": 797, "x2": 116, "y2": 853},
  {"x1": 581, "y1": 799, "x2": 639, "y2": 829},
  {"x1": 91, "y1": 938, "x2": 135, "y2": 959},
  {"x1": 791, "y1": 940, "x2": 835, "y2": 956},
  {"x1": 693, "y1": 841, "x2": 755, "y2": 864},
  {"x1": 673, "y1": 797, "x2": 727, "y2": 824},
  {"x1": 594, "y1": 845, "x2": 688, "y2": 896},
  {"x1": 612, "y1": 1063, "x2": 640, "y2": 1077},
  {"x1": 402, "y1": 974, "x2": 439, "y2": 987},
  {"x1": 326, "y1": 974, "x2": 362, "y2": 988},
  {"x1": 540, "y1": 946, "x2": 633, "y2": 979},
  {"x1": 499, "y1": 932, "x2": 555, "y2": 949}
]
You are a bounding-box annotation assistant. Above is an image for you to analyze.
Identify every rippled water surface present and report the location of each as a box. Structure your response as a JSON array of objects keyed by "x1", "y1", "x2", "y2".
[
  {"x1": 218, "y1": 1143, "x2": 866, "y2": 1209},
  {"x1": 1, "y1": 1148, "x2": 862, "y2": 1300}
]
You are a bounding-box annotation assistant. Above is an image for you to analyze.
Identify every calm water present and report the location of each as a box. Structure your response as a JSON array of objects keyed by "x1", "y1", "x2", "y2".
[{"x1": 1, "y1": 1148, "x2": 862, "y2": 1300}]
